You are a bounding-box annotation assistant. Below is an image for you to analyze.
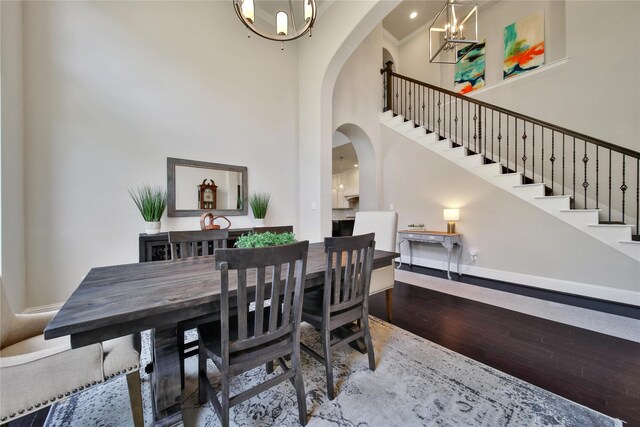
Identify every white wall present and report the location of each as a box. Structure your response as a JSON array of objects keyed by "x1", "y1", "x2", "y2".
[
  {"x1": 19, "y1": 1, "x2": 300, "y2": 306},
  {"x1": 1, "y1": 1, "x2": 27, "y2": 311},
  {"x1": 394, "y1": 1, "x2": 639, "y2": 152}
]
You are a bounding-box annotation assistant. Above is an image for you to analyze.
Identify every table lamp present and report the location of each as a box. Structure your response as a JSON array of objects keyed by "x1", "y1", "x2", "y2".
[{"x1": 443, "y1": 208, "x2": 459, "y2": 233}]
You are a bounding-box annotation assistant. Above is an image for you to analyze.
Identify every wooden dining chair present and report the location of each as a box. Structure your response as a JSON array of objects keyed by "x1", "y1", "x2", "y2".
[
  {"x1": 197, "y1": 241, "x2": 309, "y2": 427},
  {"x1": 168, "y1": 229, "x2": 229, "y2": 388},
  {"x1": 300, "y1": 233, "x2": 376, "y2": 400}
]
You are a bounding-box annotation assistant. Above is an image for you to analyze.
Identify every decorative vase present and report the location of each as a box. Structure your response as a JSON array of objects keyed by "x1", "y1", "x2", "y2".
[
  {"x1": 255, "y1": 218, "x2": 265, "y2": 227},
  {"x1": 145, "y1": 221, "x2": 161, "y2": 235}
]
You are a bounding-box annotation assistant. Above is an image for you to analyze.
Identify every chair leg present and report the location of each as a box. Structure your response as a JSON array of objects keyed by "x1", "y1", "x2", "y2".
[
  {"x1": 178, "y1": 323, "x2": 186, "y2": 389},
  {"x1": 322, "y1": 329, "x2": 335, "y2": 400},
  {"x1": 126, "y1": 371, "x2": 144, "y2": 427},
  {"x1": 221, "y1": 373, "x2": 230, "y2": 427},
  {"x1": 362, "y1": 314, "x2": 376, "y2": 371},
  {"x1": 198, "y1": 343, "x2": 207, "y2": 405},
  {"x1": 291, "y1": 348, "x2": 307, "y2": 426},
  {"x1": 385, "y1": 289, "x2": 393, "y2": 322},
  {"x1": 266, "y1": 360, "x2": 274, "y2": 374}
]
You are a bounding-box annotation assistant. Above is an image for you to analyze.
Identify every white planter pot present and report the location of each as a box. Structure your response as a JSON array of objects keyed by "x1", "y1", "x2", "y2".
[
  {"x1": 145, "y1": 221, "x2": 161, "y2": 235},
  {"x1": 255, "y1": 218, "x2": 265, "y2": 227}
]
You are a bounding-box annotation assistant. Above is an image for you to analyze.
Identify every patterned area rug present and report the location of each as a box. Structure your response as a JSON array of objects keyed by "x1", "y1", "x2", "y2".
[{"x1": 46, "y1": 317, "x2": 621, "y2": 426}]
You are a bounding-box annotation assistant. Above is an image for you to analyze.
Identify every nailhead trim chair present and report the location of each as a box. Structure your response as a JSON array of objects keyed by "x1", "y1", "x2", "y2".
[{"x1": 0, "y1": 279, "x2": 143, "y2": 425}]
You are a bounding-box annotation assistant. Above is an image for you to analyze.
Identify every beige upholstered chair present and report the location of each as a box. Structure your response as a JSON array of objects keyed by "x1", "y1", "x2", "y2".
[
  {"x1": 352, "y1": 211, "x2": 398, "y2": 321},
  {"x1": 0, "y1": 279, "x2": 143, "y2": 425}
]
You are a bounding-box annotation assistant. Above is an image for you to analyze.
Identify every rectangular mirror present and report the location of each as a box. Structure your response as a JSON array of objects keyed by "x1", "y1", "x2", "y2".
[{"x1": 167, "y1": 157, "x2": 248, "y2": 217}]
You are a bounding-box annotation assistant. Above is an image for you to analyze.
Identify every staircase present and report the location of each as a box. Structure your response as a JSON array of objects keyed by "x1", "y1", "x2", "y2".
[{"x1": 380, "y1": 63, "x2": 640, "y2": 262}]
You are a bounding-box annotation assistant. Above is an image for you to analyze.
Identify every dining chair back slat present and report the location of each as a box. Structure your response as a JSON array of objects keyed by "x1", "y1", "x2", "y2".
[{"x1": 168, "y1": 230, "x2": 229, "y2": 260}]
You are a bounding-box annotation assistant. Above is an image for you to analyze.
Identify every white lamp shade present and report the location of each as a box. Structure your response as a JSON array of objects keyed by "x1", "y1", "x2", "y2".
[
  {"x1": 443, "y1": 208, "x2": 460, "y2": 221},
  {"x1": 241, "y1": 0, "x2": 254, "y2": 23},
  {"x1": 276, "y1": 11, "x2": 288, "y2": 35},
  {"x1": 304, "y1": 0, "x2": 313, "y2": 21}
]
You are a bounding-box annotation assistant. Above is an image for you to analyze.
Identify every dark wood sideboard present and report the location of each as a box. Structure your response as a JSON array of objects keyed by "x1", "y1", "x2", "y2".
[{"x1": 139, "y1": 226, "x2": 294, "y2": 262}]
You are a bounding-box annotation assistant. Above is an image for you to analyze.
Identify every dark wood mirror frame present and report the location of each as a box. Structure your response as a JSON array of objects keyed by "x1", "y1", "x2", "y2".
[{"x1": 167, "y1": 157, "x2": 248, "y2": 217}]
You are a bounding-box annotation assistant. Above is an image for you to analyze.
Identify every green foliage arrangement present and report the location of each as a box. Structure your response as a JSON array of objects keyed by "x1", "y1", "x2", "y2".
[
  {"x1": 249, "y1": 193, "x2": 270, "y2": 219},
  {"x1": 234, "y1": 232, "x2": 296, "y2": 248},
  {"x1": 407, "y1": 223, "x2": 424, "y2": 227},
  {"x1": 129, "y1": 184, "x2": 167, "y2": 222}
]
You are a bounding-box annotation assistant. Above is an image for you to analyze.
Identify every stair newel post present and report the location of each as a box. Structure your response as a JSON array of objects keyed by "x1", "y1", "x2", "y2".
[
  {"x1": 621, "y1": 155, "x2": 627, "y2": 223},
  {"x1": 584, "y1": 139, "x2": 590, "y2": 209},
  {"x1": 380, "y1": 61, "x2": 394, "y2": 113},
  {"x1": 636, "y1": 158, "x2": 639, "y2": 240}
]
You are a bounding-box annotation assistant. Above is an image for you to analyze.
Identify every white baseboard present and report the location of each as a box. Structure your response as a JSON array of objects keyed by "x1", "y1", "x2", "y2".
[
  {"x1": 22, "y1": 302, "x2": 64, "y2": 314},
  {"x1": 399, "y1": 255, "x2": 640, "y2": 307}
]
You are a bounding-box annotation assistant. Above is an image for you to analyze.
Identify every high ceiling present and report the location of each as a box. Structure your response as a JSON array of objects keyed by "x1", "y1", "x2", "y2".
[
  {"x1": 332, "y1": 143, "x2": 359, "y2": 175},
  {"x1": 382, "y1": 1, "x2": 444, "y2": 42}
]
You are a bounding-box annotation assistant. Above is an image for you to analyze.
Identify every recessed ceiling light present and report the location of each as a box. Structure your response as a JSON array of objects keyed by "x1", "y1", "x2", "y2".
[
  {"x1": 354, "y1": 164, "x2": 358, "y2": 168},
  {"x1": 409, "y1": 11, "x2": 418, "y2": 19}
]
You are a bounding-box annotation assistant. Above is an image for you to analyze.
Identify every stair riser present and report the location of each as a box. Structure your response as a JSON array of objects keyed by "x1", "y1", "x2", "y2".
[
  {"x1": 458, "y1": 155, "x2": 485, "y2": 168},
  {"x1": 587, "y1": 226, "x2": 632, "y2": 242},
  {"x1": 512, "y1": 185, "x2": 546, "y2": 199},
  {"x1": 558, "y1": 211, "x2": 600, "y2": 228},
  {"x1": 475, "y1": 164, "x2": 503, "y2": 178},
  {"x1": 493, "y1": 174, "x2": 523, "y2": 187},
  {"x1": 532, "y1": 197, "x2": 571, "y2": 211}
]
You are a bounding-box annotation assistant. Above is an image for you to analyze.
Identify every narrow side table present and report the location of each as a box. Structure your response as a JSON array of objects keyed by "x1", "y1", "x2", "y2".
[{"x1": 397, "y1": 230, "x2": 463, "y2": 280}]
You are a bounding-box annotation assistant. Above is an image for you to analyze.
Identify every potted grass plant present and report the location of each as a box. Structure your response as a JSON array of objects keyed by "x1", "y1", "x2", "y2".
[
  {"x1": 129, "y1": 184, "x2": 167, "y2": 235},
  {"x1": 249, "y1": 192, "x2": 270, "y2": 226},
  {"x1": 235, "y1": 231, "x2": 296, "y2": 248}
]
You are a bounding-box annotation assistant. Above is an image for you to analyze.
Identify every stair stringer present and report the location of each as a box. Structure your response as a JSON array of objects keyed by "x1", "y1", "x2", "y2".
[{"x1": 380, "y1": 111, "x2": 640, "y2": 262}]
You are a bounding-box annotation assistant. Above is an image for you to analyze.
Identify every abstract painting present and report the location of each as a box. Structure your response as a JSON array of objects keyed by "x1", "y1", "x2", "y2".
[
  {"x1": 503, "y1": 11, "x2": 544, "y2": 79},
  {"x1": 454, "y1": 40, "x2": 486, "y2": 94}
]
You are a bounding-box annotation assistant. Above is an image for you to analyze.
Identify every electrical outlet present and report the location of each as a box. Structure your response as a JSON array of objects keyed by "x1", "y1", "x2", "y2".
[
  {"x1": 389, "y1": 203, "x2": 395, "y2": 210},
  {"x1": 470, "y1": 249, "x2": 478, "y2": 262}
]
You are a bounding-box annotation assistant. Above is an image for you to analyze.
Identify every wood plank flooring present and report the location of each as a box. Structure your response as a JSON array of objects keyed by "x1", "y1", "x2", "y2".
[
  {"x1": 368, "y1": 281, "x2": 640, "y2": 427},
  {"x1": 7, "y1": 280, "x2": 639, "y2": 427}
]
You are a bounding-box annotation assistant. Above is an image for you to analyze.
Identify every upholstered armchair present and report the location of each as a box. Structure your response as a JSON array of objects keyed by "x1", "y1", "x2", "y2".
[
  {"x1": 352, "y1": 211, "x2": 398, "y2": 321},
  {"x1": 0, "y1": 279, "x2": 143, "y2": 425}
]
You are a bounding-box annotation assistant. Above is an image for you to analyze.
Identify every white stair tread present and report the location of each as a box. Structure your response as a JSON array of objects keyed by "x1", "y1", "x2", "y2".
[
  {"x1": 587, "y1": 224, "x2": 632, "y2": 228},
  {"x1": 514, "y1": 183, "x2": 545, "y2": 188},
  {"x1": 559, "y1": 209, "x2": 601, "y2": 213},
  {"x1": 535, "y1": 195, "x2": 570, "y2": 200},
  {"x1": 619, "y1": 240, "x2": 640, "y2": 245}
]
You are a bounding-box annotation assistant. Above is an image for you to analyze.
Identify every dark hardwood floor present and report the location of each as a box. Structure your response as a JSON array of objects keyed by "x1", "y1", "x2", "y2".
[
  {"x1": 7, "y1": 280, "x2": 639, "y2": 426},
  {"x1": 369, "y1": 281, "x2": 640, "y2": 427}
]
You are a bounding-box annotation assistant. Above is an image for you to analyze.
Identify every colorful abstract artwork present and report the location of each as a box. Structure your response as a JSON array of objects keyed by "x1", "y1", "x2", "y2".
[
  {"x1": 454, "y1": 41, "x2": 486, "y2": 95},
  {"x1": 503, "y1": 11, "x2": 545, "y2": 79}
]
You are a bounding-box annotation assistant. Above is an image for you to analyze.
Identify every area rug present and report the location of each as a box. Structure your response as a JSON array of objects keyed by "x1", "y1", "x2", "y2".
[{"x1": 45, "y1": 317, "x2": 622, "y2": 426}]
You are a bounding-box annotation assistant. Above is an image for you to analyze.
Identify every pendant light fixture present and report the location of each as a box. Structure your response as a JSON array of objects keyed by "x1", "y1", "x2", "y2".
[
  {"x1": 429, "y1": 0, "x2": 479, "y2": 63},
  {"x1": 233, "y1": 0, "x2": 317, "y2": 50}
]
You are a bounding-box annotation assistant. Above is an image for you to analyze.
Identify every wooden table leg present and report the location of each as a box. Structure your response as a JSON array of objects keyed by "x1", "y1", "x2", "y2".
[{"x1": 150, "y1": 327, "x2": 183, "y2": 427}]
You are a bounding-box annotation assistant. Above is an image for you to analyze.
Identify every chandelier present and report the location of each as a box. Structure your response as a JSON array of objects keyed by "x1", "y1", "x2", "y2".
[
  {"x1": 429, "y1": 0, "x2": 479, "y2": 63},
  {"x1": 233, "y1": 0, "x2": 317, "y2": 50}
]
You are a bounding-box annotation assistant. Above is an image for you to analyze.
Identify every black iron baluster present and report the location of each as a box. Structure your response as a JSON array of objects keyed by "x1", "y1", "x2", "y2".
[
  {"x1": 491, "y1": 110, "x2": 494, "y2": 163},
  {"x1": 449, "y1": 94, "x2": 452, "y2": 140},
  {"x1": 562, "y1": 135, "x2": 566, "y2": 196},
  {"x1": 408, "y1": 83, "x2": 412, "y2": 123},
  {"x1": 631, "y1": 158, "x2": 640, "y2": 240},
  {"x1": 608, "y1": 150, "x2": 612, "y2": 222},
  {"x1": 422, "y1": 87, "x2": 426, "y2": 129},
  {"x1": 454, "y1": 97, "x2": 458, "y2": 146},
  {"x1": 532, "y1": 125, "x2": 536, "y2": 180},
  {"x1": 482, "y1": 106, "x2": 485, "y2": 156},
  {"x1": 473, "y1": 104, "x2": 478, "y2": 153},
  {"x1": 582, "y1": 139, "x2": 589, "y2": 208},
  {"x1": 506, "y1": 116, "x2": 510, "y2": 170},
  {"x1": 522, "y1": 123, "x2": 527, "y2": 178},
  {"x1": 437, "y1": 91, "x2": 441, "y2": 136},
  {"x1": 394, "y1": 76, "x2": 398, "y2": 114},
  {"x1": 550, "y1": 131, "x2": 556, "y2": 194},
  {"x1": 572, "y1": 137, "x2": 576, "y2": 200},
  {"x1": 541, "y1": 127, "x2": 545, "y2": 184},
  {"x1": 621, "y1": 156, "x2": 627, "y2": 222},
  {"x1": 498, "y1": 113, "x2": 502, "y2": 163},
  {"x1": 596, "y1": 147, "x2": 599, "y2": 210},
  {"x1": 514, "y1": 118, "x2": 518, "y2": 173},
  {"x1": 467, "y1": 101, "x2": 471, "y2": 148}
]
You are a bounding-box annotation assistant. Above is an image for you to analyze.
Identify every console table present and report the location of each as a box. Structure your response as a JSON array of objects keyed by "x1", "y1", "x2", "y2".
[{"x1": 397, "y1": 230, "x2": 463, "y2": 280}]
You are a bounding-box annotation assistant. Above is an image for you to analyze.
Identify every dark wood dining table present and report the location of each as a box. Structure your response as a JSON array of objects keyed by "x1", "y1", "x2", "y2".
[{"x1": 44, "y1": 242, "x2": 398, "y2": 427}]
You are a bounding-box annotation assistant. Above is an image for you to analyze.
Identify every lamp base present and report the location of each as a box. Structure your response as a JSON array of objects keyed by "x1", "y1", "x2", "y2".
[{"x1": 447, "y1": 222, "x2": 456, "y2": 234}]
